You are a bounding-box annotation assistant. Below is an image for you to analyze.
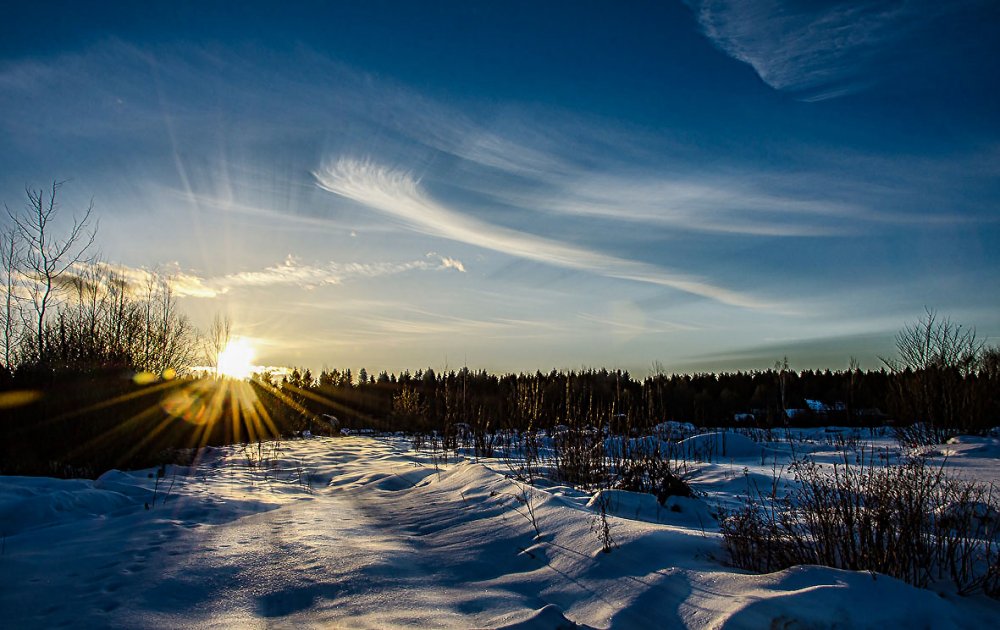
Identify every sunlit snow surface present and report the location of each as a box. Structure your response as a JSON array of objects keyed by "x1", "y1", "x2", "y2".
[{"x1": 1, "y1": 431, "x2": 998, "y2": 628}]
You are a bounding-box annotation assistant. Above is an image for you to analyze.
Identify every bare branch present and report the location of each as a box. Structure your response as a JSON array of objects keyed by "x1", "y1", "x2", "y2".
[{"x1": 6, "y1": 181, "x2": 98, "y2": 365}]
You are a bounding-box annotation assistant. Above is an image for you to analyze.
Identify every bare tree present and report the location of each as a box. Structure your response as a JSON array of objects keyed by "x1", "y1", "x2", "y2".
[
  {"x1": 5, "y1": 182, "x2": 97, "y2": 365},
  {"x1": 774, "y1": 356, "x2": 790, "y2": 423},
  {"x1": 885, "y1": 308, "x2": 982, "y2": 376},
  {"x1": 882, "y1": 309, "x2": 986, "y2": 440},
  {"x1": 204, "y1": 313, "x2": 232, "y2": 375},
  {"x1": 148, "y1": 274, "x2": 199, "y2": 374},
  {"x1": 847, "y1": 356, "x2": 861, "y2": 425},
  {"x1": 0, "y1": 227, "x2": 22, "y2": 368}
]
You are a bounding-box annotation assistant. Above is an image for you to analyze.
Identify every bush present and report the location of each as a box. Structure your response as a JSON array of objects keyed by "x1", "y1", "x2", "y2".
[
  {"x1": 721, "y1": 451, "x2": 1000, "y2": 596},
  {"x1": 552, "y1": 425, "x2": 605, "y2": 487},
  {"x1": 615, "y1": 448, "x2": 692, "y2": 505}
]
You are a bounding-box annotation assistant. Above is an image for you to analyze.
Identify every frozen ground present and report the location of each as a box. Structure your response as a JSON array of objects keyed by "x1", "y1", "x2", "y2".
[{"x1": 1, "y1": 430, "x2": 999, "y2": 628}]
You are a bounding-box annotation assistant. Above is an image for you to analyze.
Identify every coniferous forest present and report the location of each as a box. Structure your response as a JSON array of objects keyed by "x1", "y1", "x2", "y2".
[{"x1": 3, "y1": 348, "x2": 998, "y2": 477}]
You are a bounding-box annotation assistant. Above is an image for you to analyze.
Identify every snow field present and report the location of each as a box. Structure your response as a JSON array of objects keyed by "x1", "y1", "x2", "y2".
[{"x1": 1, "y1": 430, "x2": 998, "y2": 628}]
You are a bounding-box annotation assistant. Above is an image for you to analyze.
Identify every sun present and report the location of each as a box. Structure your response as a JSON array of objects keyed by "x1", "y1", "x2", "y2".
[{"x1": 216, "y1": 338, "x2": 256, "y2": 380}]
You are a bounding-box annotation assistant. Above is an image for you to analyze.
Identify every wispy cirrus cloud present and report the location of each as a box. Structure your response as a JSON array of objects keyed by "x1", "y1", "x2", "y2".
[
  {"x1": 685, "y1": 0, "x2": 974, "y2": 101},
  {"x1": 576, "y1": 313, "x2": 700, "y2": 335},
  {"x1": 218, "y1": 255, "x2": 431, "y2": 289},
  {"x1": 69, "y1": 254, "x2": 465, "y2": 299},
  {"x1": 314, "y1": 157, "x2": 781, "y2": 311},
  {"x1": 2, "y1": 40, "x2": 977, "y2": 246},
  {"x1": 207, "y1": 253, "x2": 464, "y2": 296},
  {"x1": 504, "y1": 168, "x2": 978, "y2": 237},
  {"x1": 502, "y1": 175, "x2": 860, "y2": 238}
]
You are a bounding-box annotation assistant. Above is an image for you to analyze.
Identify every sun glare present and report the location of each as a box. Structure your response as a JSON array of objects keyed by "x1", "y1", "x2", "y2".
[{"x1": 216, "y1": 338, "x2": 256, "y2": 380}]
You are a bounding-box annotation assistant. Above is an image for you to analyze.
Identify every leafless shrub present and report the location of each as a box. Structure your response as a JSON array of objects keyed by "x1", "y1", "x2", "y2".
[
  {"x1": 893, "y1": 422, "x2": 944, "y2": 448},
  {"x1": 500, "y1": 428, "x2": 541, "y2": 484},
  {"x1": 719, "y1": 493, "x2": 793, "y2": 572},
  {"x1": 39, "y1": 264, "x2": 198, "y2": 374},
  {"x1": 591, "y1": 490, "x2": 616, "y2": 553},
  {"x1": 552, "y1": 424, "x2": 605, "y2": 487},
  {"x1": 410, "y1": 431, "x2": 425, "y2": 452},
  {"x1": 613, "y1": 444, "x2": 693, "y2": 505},
  {"x1": 508, "y1": 478, "x2": 542, "y2": 539},
  {"x1": 428, "y1": 431, "x2": 448, "y2": 471},
  {"x1": 721, "y1": 450, "x2": 1000, "y2": 596}
]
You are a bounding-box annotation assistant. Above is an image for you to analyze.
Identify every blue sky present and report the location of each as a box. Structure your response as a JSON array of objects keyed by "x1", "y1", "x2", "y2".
[{"x1": 2, "y1": 1, "x2": 998, "y2": 375}]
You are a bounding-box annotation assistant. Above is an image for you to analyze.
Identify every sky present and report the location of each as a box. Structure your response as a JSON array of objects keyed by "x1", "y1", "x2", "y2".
[{"x1": 1, "y1": 0, "x2": 998, "y2": 376}]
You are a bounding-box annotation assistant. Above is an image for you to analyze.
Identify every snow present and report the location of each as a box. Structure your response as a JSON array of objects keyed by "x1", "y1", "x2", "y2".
[
  {"x1": 1, "y1": 431, "x2": 998, "y2": 628},
  {"x1": 586, "y1": 490, "x2": 718, "y2": 530},
  {"x1": 678, "y1": 431, "x2": 767, "y2": 461}
]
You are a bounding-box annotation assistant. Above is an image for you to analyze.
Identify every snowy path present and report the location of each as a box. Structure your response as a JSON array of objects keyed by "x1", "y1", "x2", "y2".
[
  {"x1": 2, "y1": 439, "x2": 499, "y2": 628},
  {"x1": 153, "y1": 478, "x2": 468, "y2": 628},
  {"x1": 2, "y1": 435, "x2": 998, "y2": 628}
]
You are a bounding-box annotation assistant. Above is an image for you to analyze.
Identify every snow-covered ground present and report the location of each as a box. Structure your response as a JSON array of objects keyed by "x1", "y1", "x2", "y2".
[{"x1": 2, "y1": 430, "x2": 999, "y2": 628}]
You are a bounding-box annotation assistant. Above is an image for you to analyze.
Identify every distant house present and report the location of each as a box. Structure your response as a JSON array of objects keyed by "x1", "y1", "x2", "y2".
[{"x1": 805, "y1": 399, "x2": 830, "y2": 413}]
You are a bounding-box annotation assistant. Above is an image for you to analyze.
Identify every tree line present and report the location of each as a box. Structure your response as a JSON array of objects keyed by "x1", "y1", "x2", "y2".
[{"x1": 276, "y1": 313, "x2": 999, "y2": 441}]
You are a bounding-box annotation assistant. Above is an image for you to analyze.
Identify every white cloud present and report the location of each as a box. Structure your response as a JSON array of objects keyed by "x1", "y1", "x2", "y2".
[
  {"x1": 460, "y1": 143, "x2": 976, "y2": 236},
  {"x1": 209, "y1": 255, "x2": 463, "y2": 293},
  {"x1": 452, "y1": 129, "x2": 573, "y2": 177},
  {"x1": 505, "y1": 175, "x2": 862, "y2": 238},
  {"x1": 60, "y1": 261, "x2": 220, "y2": 299},
  {"x1": 686, "y1": 0, "x2": 961, "y2": 100},
  {"x1": 218, "y1": 256, "x2": 339, "y2": 288},
  {"x1": 63, "y1": 254, "x2": 465, "y2": 300},
  {"x1": 438, "y1": 257, "x2": 466, "y2": 273},
  {"x1": 576, "y1": 313, "x2": 700, "y2": 335},
  {"x1": 5, "y1": 40, "x2": 971, "y2": 246},
  {"x1": 168, "y1": 272, "x2": 220, "y2": 298},
  {"x1": 314, "y1": 157, "x2": 781, "y2": 311},
  {"x1": 427, "y1": 252, "x2": 466, "y2": 273}
]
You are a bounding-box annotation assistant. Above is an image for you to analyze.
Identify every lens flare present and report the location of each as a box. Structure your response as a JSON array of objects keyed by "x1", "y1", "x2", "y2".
[{"x1": 0, "y1": 389, "x2": 43, "y2": 408}]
